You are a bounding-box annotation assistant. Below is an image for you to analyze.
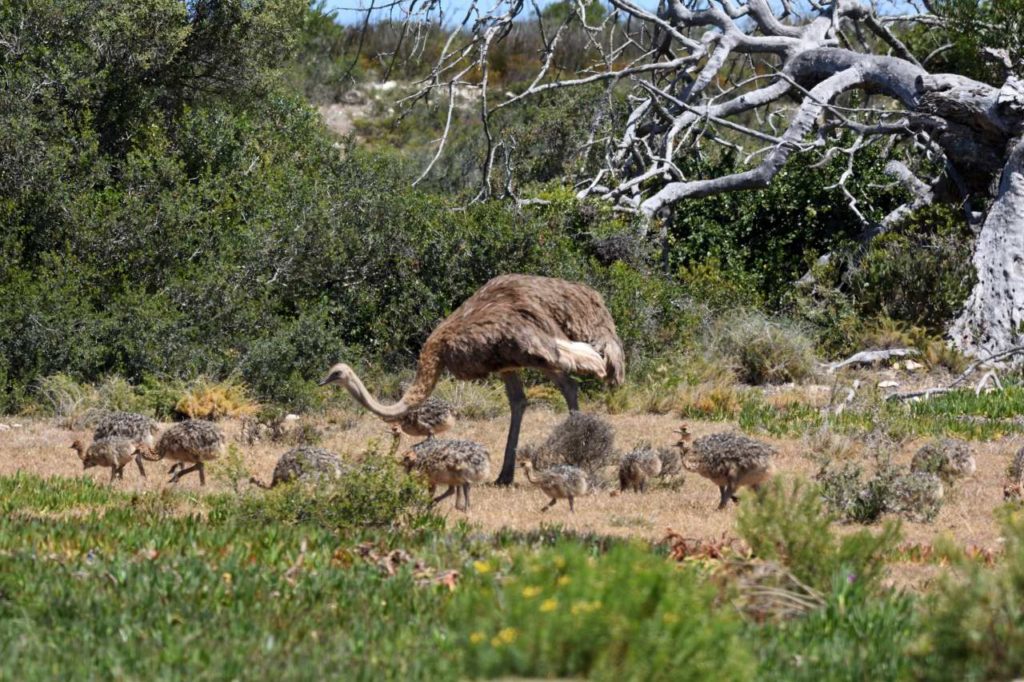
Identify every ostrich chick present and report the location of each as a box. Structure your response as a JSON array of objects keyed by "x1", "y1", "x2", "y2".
[
  {"x1": 521, "y1": 460, "x2": 589, "y2": 513},
  {"x1": 93, "y1": 411, "x2": 160, "y2": 450},
  {"x1": 70, "y1": 437, "x2": 149, "y2": 483},
  {"x1": 677, "y1": 425, "x2": 775, "y2": 510},
  {"x1": 910, "y1": 438, "x2": 976, "y2": 484},
  {"x1": 147, "y1": 419, "x2": 226, "y2": 485},
  {"x1": 250, "y1": 446, "x2": 348, "y2": 489},
  {"x1": 618, "y1": 444, "x2": 663, "y2": 493},
  {"x1": 1005, "y1": 446, "x2": 1024, "y2": 501},
  {"x1": 388, "y1": 396, "x2": 456, "y2": 440},
  {"x1": 401, "y1": 439, "x2": 491, "y2": 511}
]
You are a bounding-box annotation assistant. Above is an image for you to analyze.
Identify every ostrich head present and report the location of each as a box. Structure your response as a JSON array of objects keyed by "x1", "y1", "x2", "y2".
[
  {"x1": 675, "y1": 424, "x2": 692, "y2": 448},
  {"x1": 318, "y1": 363, "x2": 355, "y2": 388},
  {"x1": 69, "y1": 439, "x2": 95, "y2": 469},
  {"x1": 400, "y1": 450, "x2": 418, "y2": 472}
]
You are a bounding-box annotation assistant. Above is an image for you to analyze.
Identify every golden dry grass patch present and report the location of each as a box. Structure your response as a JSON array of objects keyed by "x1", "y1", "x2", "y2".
[{"x1": 0, "y1": 410, "x2": 1016, "y2": 550}]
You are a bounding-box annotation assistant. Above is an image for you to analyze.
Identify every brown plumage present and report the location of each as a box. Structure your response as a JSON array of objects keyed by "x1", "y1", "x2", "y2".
[
  {"x1": 146, "y1": 420, "x2": 226, "y2": 485},
  {"x1": 93, "y1": 411, "x2": 160, "y2": 449},
  {"x1": 521, "y1": 460, "x2": 589, "y2": 512},
  {"x1": 250, "y1": 446, "x2": 348, "y2": 489},
  {"x1": 1005, "y1": 446, "x2": 1024, "y2": 500},
  {"x1": 618, "y1": 444, "x2": 663, "y2": 493},
  {"x1": 401, "y1": 438, "x2": 491, "y2": 511},
  {"x1": 320, "y1": 274, "x2": 625, "y2": 485},
  {"x1": 910, "y1": 439, "x2": 976, "y2": 484},
  {"x1": 70, "y1": 437, "x2": 148, "y2": 483},
  {"x1": 388, "y1": 396, "x2": 456, "y2": 439},
  {"x1": 677, "y1": 425, "x2": 776, "y2": 510}
]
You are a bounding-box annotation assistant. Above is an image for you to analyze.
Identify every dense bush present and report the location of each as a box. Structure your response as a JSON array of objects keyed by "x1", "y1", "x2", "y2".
[
  {"x1": 0, "y1": 1, "x2": 697, "y2": 413},
  {"x1": 452, "y1": 542, "x2": 755, "y2": 679},
  {"x1": 816, "y1": 462, "x2": 946, "y2": 524}
]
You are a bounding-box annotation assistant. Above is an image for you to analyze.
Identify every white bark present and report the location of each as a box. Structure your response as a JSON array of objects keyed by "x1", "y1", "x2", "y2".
[
  {"x1": 380, "y1": 0, "x2": 1024, "y2": 357},
  {"x1": 950, "y1": 139, "x2": 1024, "y2": 357}
]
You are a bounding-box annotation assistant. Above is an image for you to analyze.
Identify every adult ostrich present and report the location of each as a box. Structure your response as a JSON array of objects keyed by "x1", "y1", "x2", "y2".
[{"x1": 319, "y1": 274, "x2": 625, "y2": 485}]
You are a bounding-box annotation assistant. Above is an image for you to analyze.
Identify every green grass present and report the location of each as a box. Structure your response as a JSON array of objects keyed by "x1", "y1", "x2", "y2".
[
  {"x1": 1, "y1": 475, "x2": 1021, "y2": 679},
  {"x1": 734, "y1": 386, "x2": 1024, "y2": 442}
]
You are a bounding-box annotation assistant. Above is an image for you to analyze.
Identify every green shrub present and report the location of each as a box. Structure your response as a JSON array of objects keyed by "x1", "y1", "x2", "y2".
[
  {"x1": 210, "y1": 455, "x2": 432, "y2": 531},
  {"x1": 737, "y1": 478, "x2": 900, "y2": 593},
  {"x1": 816, "y1": 462, "x2": 945, "y2": 524},
  {"x1": 709, "y1": 311, "x2": 819, "y2": 385},
  {"x1": 452, "y1": 542, "x2": 755, "y2": 680},
  {"x1": 916, "y1": 507, "x2": 1024, "y2": 680}
]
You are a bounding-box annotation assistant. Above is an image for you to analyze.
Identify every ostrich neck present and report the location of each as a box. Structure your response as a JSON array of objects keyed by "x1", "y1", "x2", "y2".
[
  {"x1": 524, "y1": 467, "x2": 539, "y2": 484},
  {"x1": 343, "y1": 350, "x2": 442, "y2": 419}
]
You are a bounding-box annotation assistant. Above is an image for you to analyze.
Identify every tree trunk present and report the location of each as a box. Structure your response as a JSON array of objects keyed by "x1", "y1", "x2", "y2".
[{"x1": 950, "y1": 139, "x2": 1024, "y2": 357}]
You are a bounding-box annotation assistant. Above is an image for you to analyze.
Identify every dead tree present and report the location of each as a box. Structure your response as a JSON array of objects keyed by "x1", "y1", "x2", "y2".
[{"x1": 354, "y1": 0, "x2": 1024, "y2": 358}]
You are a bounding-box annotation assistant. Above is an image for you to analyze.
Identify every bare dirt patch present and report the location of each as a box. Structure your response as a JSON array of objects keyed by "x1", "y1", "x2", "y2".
[{"x1": 2, "y1": 408, "x2": 1016, "y2": 554}]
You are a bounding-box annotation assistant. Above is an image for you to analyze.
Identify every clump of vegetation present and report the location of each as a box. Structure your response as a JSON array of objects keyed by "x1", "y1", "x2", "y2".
[
  {"x1": 737, "y1": 478, "x2": 900, "y2": 592},
  {"x1": 211, "y1": 444, "x2": 251, "y2": 496},
  {"x1": 452, "y1": 543, "x2": 755, "y2": 679},
  {"x1": 916, "y1": 507, "x2": 1024, "y2": 680},
  {"x1": 709, "y1": 311, "x2": 819, "y2": 385},
  {"x1": 521, "y1": 412, "x2": 616, "y2": 478},
  {"x1": 816, "y1": 462, "x2": 945, "y2": 524},
  {"x1": 210, "y1": 454, "x2": 431, "y2": 531},
  {"x1": 174, "y1": 377, "x2": 257, "y2": 421},
  {"x1": 432, "y1": 378, "x2": 507, "y2": 420}
]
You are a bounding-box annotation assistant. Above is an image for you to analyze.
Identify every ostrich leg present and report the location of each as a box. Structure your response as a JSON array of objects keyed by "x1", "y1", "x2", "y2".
[
  {"x1": 496, "y1": 371, "x2": 528, "y2": 486},
  {"x1": 543, "y1": 369, "x2": 579, "y2": 411}
]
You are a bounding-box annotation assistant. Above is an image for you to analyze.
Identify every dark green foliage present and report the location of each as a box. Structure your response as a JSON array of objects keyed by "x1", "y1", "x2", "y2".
[
  {"x1": 906, "y1": 0, "x2": 1024, "y2": 86},
  {"x1": 846, "y1": 204, "x2": 976, "y2": 331},
  {"x1": 0, "y1": 1, "x2": 695, "y2": 412},
  {"x1": 670, "y1": 148, "x2": 908, "y2": 307}
]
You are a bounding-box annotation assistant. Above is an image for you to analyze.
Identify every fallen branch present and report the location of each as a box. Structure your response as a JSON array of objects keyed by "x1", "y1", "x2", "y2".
[
  {"x1": 949, "y1": 345, "x2": 1024, "y2": 388},
  {"x1": 975, "y1": 370, "x2": 1002, "y2": 396},
  {"x1": 886, "y1": 387, "x2": 952, "y2": 401},
  {"x1": 828, "y1": 348, "x2": 919, "y2": 373}
]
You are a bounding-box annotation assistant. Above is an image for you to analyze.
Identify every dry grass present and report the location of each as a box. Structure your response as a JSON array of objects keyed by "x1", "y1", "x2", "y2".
[{"x1": 4, "y1": 405, "x2": 1017, "y2": 551}]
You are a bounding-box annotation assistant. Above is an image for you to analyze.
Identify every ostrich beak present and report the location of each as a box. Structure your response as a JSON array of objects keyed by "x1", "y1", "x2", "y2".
[{"x1": 318, "y1": 374, "x2": 333, "y2": 387}]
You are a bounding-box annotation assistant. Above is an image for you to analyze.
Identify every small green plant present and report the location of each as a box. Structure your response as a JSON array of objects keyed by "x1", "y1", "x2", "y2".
[
  {"x1": 212, "y1": 444, "x2": 250, "y2": 496},
  {"x1": 452, "y1": 542, "x2": 755, "y2": 679}
]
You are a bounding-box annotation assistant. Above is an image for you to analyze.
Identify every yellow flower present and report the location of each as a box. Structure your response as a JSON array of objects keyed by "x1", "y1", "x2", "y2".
[
  {"x1": 221, "y1": 572, "x2": 233, "y2": 585},
  {"x1": 556, "y1": 575, "x2": 571, "y2": 586},
  {"x1": 540, "y1": 598, "x2": 559, "y2": 613},
  {"x1": 473, "y1": 560, "x2": 492, "y2": 574},
  {"x1": 553, "y1": 556, "x2": 566, "y2": 569},
  {"x1": 521, "y1": 586, "x2": 542, "y2": 598},
  {"x1": 469, "y1": 632, "x2": 485, "y2": 644},
  {"x1": 570, "y1": 600, "x2": 602, "y2": 615},
  {"x1": 662, "y1": 612, "x2": 680, "y2": 625},
  {"x1": 491, "y1": 627, "x2": 518, "y2": 646}
]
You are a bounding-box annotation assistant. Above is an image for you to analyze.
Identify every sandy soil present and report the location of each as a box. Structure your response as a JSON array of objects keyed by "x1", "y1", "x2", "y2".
[{"x1": 2, "y1": 408, "x2": 1018, "y2": 556}]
